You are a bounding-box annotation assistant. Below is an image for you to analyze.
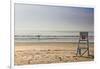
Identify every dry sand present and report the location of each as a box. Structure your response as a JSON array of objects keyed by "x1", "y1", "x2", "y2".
[{"x1": 14, "y1": 42, "x2": 94, "y2": 65}]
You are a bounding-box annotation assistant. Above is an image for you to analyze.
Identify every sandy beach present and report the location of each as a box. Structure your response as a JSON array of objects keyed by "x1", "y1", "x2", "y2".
[{"x1": 14, "y1": 42, "x2": 94, "y2": 65}]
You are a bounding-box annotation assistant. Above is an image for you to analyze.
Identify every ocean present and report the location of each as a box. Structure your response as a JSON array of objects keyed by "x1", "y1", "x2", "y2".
[{"x1": 14, "y1": 31, "x2": 94, "y2": 42}]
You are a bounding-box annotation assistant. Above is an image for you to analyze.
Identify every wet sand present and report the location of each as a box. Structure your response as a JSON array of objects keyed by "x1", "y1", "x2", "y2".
[{"x1": 14, "y1": 42, "x2": 94, "y2": 65}]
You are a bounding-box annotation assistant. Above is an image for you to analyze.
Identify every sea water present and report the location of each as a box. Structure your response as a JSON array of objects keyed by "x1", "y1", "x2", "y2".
[{"x1": 14, "y1": 31, "x2": 94, "y2": 42}]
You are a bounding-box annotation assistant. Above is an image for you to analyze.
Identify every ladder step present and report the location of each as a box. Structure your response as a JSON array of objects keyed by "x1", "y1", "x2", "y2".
[{"x1": 79, "y1": 48, "x2": 88, "y2": 49}]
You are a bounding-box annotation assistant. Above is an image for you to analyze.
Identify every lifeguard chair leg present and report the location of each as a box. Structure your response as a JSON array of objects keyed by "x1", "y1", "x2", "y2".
[
  {"x1": 87, "y1": 40, "x2": 89, "y2": 56},
  {"x1": 76, "y1": 40, "x2": 80, "y2": 56}
]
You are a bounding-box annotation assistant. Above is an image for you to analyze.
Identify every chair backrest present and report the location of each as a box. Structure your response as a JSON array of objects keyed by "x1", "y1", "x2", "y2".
[{"x1": 80, "y1": 32, "x2": 88, "y2": 40}]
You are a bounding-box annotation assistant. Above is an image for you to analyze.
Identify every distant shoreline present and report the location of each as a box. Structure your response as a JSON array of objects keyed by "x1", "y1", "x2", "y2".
[{"x1": 15, "y1": 42, "x2": 94, "y2": 45}]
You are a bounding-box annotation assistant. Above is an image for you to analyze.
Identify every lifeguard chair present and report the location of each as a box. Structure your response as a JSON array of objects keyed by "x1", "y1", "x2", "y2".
[{"x1": 76, "y1": 32, "x2": 89, "y2": 56}]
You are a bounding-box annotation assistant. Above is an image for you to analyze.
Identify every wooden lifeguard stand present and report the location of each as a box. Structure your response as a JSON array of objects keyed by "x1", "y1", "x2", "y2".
[{"x1": 76, "y1": 32, "x2": 89, "y2": 56}]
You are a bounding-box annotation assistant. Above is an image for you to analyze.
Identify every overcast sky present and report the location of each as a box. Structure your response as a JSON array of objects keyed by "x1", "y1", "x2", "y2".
[{"x1": 15, "y1": 3, "x2": 94, "y2": 34}]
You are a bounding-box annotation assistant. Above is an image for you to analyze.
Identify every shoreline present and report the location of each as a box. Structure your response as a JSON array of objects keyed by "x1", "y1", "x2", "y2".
[{"x1": 15, "y1": 42, "x2": 94, "y2": 44}]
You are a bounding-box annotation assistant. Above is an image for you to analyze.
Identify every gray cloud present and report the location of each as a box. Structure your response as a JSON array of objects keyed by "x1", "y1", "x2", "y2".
[{"x1": 15, "y1": 3, "x2": 94, "y2": 34}]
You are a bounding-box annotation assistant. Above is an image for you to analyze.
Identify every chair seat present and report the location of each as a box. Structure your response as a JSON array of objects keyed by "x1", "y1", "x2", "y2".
[{"x1": 79, "y1": 39, "x2": 88, "y2": 41}]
